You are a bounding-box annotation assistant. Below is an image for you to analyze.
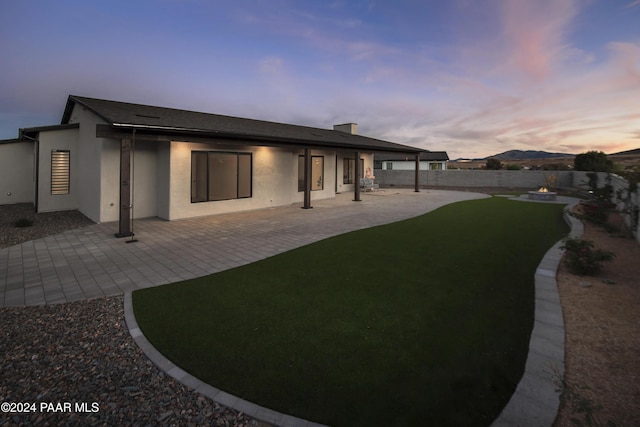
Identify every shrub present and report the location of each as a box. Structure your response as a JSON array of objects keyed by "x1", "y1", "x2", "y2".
[
  {"x1": 561, "y1": 238, "x2": 614, "y2": 276},
  {"x1": 14, "y1": 217, "x2": 34, "y2": 228},
  {"x1": 579, "y1": 201, "x2": 609, "y2": 225},
  {"x1": 485, "y1": 158, "x2": 502, "y2": 170},
  {"x1": 574, "y1": 151, "x2": 613, "y2": 172}
]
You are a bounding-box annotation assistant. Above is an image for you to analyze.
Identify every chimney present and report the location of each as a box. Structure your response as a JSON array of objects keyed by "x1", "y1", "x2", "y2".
[{"x1": 333, "y1": 123, "x2": 358, "y2": 135}]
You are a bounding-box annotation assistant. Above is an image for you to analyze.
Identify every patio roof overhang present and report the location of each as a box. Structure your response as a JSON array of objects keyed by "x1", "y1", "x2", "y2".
[{"x1": 94, "y1": 123, "x2": 424, "y2": 155}]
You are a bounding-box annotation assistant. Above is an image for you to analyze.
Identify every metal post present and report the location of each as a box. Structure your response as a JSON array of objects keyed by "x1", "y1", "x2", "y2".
[
  {"x1": 302, "y1": 148, "x2": 312, "y2": 209},
  {"x1": 415, "y1": 152, "x2": 421, "y2": 192},
  {"x1": 126, "y1": 129, "x2": 138, "y2": 243},
  {"x1": 354, "y1": 151, "x2": 361, "y2": 201},
  {"x1": 115, "y1": 137, "x2": 133, "y2": 238}
]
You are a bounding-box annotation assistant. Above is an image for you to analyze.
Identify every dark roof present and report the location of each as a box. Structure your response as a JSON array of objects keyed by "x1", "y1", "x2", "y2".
[
  {"x1": 62, "y1": 95, "x2": 424, "y2": 154},
  {"x1": 0, "y1": 138, "x2": 24, "y2": 144},
  {"x1": 375, "y1": 151, "x2": 449, "y2": 161},
  {"x1": 21, "y1": 123, "x2": 80, "y2": 136},
  {"x1": 1, "y1": 123, "x2": 80, "y2": 144}
]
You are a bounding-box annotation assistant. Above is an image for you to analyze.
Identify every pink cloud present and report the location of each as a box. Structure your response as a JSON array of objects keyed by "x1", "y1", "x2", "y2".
[{"x1": 499, "y1": 0, "x2": 577, "y2": 82}]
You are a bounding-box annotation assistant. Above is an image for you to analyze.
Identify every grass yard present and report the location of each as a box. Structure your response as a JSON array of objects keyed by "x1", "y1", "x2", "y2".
[{"x1": 133, "y1": 197, "x2": 569, "y2": 426}]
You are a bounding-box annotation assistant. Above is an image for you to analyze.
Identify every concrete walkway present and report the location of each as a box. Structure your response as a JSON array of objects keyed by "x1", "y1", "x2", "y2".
[{"x1": 1, "y1": 189, "x2": 487, "y2": 307}]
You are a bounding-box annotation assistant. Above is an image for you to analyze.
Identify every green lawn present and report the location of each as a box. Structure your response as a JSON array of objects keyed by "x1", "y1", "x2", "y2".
[{"x1": 133, "y1": 197, "x2": 569, "y2": 426}]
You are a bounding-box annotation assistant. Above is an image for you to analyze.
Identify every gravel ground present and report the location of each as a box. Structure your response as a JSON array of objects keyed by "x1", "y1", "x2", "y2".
[
  {"x1": 1, "y1": 205, "x2": 268, "y2": 426},
  {"x1": 554, "y1": 209, "x2": 640, "y2": 426},
  {"x1": 0, "y1": 296, "x2": 267, "y2": 426},
  {"x1": 0, "y1": 204, "x2": 94, "y2": 250}
]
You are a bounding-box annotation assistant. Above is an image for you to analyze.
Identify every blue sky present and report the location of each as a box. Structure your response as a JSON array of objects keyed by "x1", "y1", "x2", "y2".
[{"x1": 1, "y1": 0, "x2": 639, "y2": 159}]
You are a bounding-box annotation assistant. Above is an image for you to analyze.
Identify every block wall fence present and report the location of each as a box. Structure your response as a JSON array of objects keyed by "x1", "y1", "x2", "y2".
[{"x1": 375, "y1": 169, "x2": 640, "y2": 244}]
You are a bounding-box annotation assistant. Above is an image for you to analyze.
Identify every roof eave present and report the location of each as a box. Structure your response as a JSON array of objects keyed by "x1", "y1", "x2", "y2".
[{"x1": 110, "y1": 123, "x2": 425, "y2": 154}]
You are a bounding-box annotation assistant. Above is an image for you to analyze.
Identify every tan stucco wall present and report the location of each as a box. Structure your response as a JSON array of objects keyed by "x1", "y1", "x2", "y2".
[
  {"x1": 0, "y1": 141, "x2": 34, "y2": 205},
  {"x1": 37, "y1": 128, "x2": 79, "y2": 213}
]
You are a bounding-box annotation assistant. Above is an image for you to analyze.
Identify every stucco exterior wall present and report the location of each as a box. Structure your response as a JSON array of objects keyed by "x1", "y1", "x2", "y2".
[
  {"x1": 130, "y1": 140, "x2": 158, "y2": 219},
  {"x1": 66, "y1": 105, "x2": 111, "y2": 223},
  {"x1": 0, "y1": 141, "x2": 34, "y2": 205},
  {"x1": 36, "y1": 128, "x2": 79, "y2": 213},
  {"x1": 156, "y1": 141, "x2": 171, "y2": 220},
  {"x1": 164, "y1": 142, "x2": 340, "y2": 220}
]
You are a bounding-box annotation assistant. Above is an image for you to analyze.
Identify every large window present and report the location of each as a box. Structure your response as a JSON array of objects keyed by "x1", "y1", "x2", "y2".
[
  {"x1": 343, "y1": 158, "x2": 364, "y2": 184},
  {"x1": 191, "y1": 151, "x2": 252, "y2": 203},
  {"x1": 51, "y1": 150, "x2": 70, "y2": 195},
  {"x1": 298, "y1": 155, "x2": 324, "y2": 192}
]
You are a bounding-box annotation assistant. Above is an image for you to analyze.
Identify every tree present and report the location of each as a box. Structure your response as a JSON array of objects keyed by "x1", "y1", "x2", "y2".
[
  {"x1": 574, "y1": 151, "x2": 613, "y2": 172},
  {"x1": 485, "y1": 158, "x2": 502, "y2": 170}
]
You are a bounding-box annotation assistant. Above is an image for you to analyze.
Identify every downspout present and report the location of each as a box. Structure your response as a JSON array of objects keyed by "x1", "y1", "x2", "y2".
[{"x1": 21, "y1": 132, "x2": 39, "y2": 212}]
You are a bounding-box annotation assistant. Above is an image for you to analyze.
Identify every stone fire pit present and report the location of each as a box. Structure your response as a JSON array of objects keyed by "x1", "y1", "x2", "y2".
[{"x1": 528, "y1": 187, "x2": 557, "y2": 201}]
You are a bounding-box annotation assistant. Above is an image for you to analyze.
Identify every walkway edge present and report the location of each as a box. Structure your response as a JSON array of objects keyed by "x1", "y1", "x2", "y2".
[
  {"x1": 492, "y1": 200, "x2": 583, "y2": 426},
  {"x1": 123, "y1": 292, "x2": 328, "y2": 427}
]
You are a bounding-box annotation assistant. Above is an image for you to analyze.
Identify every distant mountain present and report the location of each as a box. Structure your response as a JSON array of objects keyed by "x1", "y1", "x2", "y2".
[
  {"x1": 452, "y1": 148, "x2": 640, "y2": 163},
  {"x1": 611, "y1": 148, "x2": 640, "y2": 156},
  {"x1": 452, "y1": 150, "x2": 574, "y2": 162},
  {"x1": 487, "y1": 150, "x2": 574, "y2": 161}
]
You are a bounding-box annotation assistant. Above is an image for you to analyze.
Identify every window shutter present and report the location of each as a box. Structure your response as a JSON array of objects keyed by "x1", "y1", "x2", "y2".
[{"x1": 51, "y1": 150, "x2": 70, "y2": 195}]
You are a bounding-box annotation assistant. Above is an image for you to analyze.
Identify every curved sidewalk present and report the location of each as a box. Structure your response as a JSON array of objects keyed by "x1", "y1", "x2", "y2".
[{"x1": 1, "y1": 189, "x2": 487, "y2": 307}]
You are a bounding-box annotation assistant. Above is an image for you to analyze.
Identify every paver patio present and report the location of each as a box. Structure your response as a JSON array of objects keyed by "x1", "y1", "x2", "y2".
[{"x1": 1, "y1": 189, "x2": 488, "y2": 307}]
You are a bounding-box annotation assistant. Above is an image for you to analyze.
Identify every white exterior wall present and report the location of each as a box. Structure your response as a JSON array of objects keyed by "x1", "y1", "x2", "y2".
[
  {"x1": 0, "y1": 141, "x2": 34, "y2": 205},
  {"x1": 131, "y1": 140, "x2": 158, "y2": 219},
  {"x1": 164, "y1": 142, "x2": 339, "y2": 220},
  {"x1": 156, "y1": 141, "x2": 171, "y2": 219},
  {"x1": 65, "y1": 105, "x2": 116, "y2": 223},
  {"x1": 98, "y1": 138, "x2": 121, "y2": 223},
  {"x1": 37, "y1": 128, "x2": 79, "y2": 213}
]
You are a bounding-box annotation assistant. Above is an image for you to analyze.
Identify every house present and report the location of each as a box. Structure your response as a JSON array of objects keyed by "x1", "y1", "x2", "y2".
[
  {"x1": 375, "y1": 151, "x2": 449, "y2": 171},
  {"x1": 0, "y1": 95, "x2": 424, "y2": 237}
]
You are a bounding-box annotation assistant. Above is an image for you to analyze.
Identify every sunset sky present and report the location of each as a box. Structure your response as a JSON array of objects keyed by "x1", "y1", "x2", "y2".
[{"x1": 1, "y1": 0, "x2": 638, "y2": 159}]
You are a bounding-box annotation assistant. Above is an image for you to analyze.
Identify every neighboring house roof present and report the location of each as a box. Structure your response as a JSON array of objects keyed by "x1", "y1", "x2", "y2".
[
  {"x1": 62, "y1": 95, "x2": 424, "y2": 154},
  {"x1": 375, "y1": 151, "x2": 449, "y2": 161}
]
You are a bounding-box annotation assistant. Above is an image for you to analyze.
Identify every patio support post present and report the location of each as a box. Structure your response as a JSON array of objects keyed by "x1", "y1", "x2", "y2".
[
  {"x1": 415, "y1": 152, "x2": 421, "y2": 192},
  {"x1": 115, "y1": 138, "x2": 133, "y2": 237},
  {"x1": 302, "y1": 147, "x2": 312, "y2": 209},
  {"x1": 353, "y1": 151, "x2": 361, "y2": 201}
]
